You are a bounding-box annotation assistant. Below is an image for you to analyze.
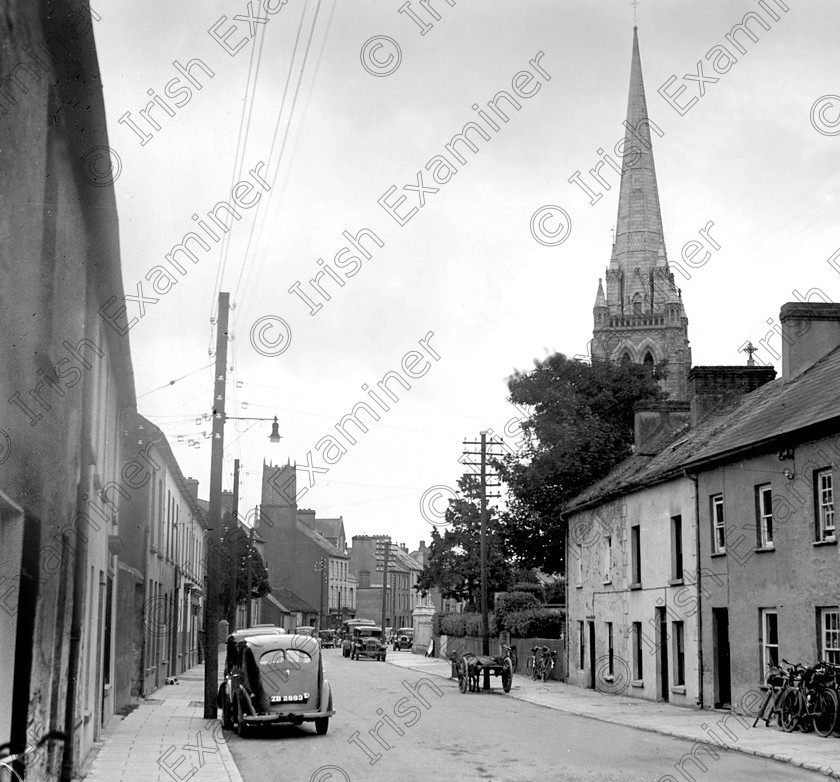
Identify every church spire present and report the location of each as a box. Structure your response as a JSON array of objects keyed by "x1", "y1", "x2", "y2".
[{"x1": 613, "y1": 26, "x2": 665, "y2": 277}]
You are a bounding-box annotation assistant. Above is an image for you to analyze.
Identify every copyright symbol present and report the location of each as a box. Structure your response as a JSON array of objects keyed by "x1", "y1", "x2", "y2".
[
  {"x1": 811, "y1": 95, "x2": 840, "y2": 136},
  {"x1": 420, "y1": 485, "x2": 457, "y2": 527},
  {"x1": 360, "y1": 35, "x2": 402, "y2": 77},
  {"x1": 310, "y1": 767, "x2": 351, "y2": 782},
  {"x1": 595, "y1": 654, "x2": 631, "y2": 695},
  {"x1": 0, "y1": 427, "x2": 10, "y2": 465},
  {"x1": 144, "y1": 595, "x2": 173, "y2": 638},
  {"x1": 80, "y1": 145, "x2": 122, "y2": 187},
  {"x1": 250, "y1": 315, "x2": 292, "y2": 357},
  {"x1": 530, "y1": 205, "x2": 572, "y2": 246}
]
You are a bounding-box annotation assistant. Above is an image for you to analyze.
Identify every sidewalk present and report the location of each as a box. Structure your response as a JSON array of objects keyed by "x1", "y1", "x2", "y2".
[
  {"x1": 81, "y1": 653, "x2": 242, "y2": 782},
  {"x1": 387, "y1": 652, "x2": 840, "y2": 779}
]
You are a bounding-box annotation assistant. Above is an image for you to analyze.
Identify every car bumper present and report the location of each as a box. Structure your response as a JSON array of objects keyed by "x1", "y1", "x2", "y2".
[{"x1": 242, "y1": 708, "x2": 336, "y2": 724}]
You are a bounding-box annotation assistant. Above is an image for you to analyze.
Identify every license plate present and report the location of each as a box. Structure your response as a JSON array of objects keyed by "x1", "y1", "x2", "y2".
[{"x1": 270, "y1": 694, "x2": 307, "y2": 703}]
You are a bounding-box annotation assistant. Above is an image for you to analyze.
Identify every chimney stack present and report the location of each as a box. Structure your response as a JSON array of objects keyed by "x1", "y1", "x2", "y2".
[
  {"x1": 780, "y1": 302, "x2": 840, "y2": 383},
  {"x1": 184, "y1": 477, "x2": 199, "y2": 500},
  {"x1": 687, "y1": 366, "x2": 776, "y2": 427},
  {"x1": 633, "y1": 402, "x2": 690, "y2": 455}
]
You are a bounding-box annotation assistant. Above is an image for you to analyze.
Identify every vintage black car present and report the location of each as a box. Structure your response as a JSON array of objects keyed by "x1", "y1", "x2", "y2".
[
  {"x1": 393, "y1": 627, "x2": 414, "y2": 652},
  {"x1": 350, "y1": 625, "x2": 387, "y2": 661},
  {"x1": 341, "y1": 618, "x2": 376, "y2": 657},
  {"x1": 217, "y1": 633, "x2": 335, "y2": 737},
  {"x1": 224, "y1": 626, "x2": 287, "y2": 675}
]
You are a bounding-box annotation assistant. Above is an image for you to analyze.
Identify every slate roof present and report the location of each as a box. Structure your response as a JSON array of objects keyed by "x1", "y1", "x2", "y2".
[
  {"x1": 265, "y1": 586, "x2": 318, "y2": 614},
  {"x1": 565, "y1": 345, "x2": 840, "y2": 513},
  {"x1": 296, "y1": 520, "x2": 347, "y2": 559}
]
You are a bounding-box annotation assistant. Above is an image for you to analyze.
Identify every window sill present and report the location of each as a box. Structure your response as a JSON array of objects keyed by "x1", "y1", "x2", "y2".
[
  {"x1": 575, "y1": 584, "x2": 583, "y2": 589},
  {"x1": 603, "y1": 580, "x2": 612, "y2": 586},
  {"x1": 710, "y1": 552, "x2": 726, "y2": 558},
  {"x1": 629, "y1": 582, "x2": 642, "y2": 591},
  {"x1": 630, "y1": 679, "x2": 644, "y2": 689},
  {"x1": 604, "y1": 674, "x2": 615, "y2": 682},
  {"x1": 668, "y1": 578, "x2": 684, "y2": 586},
  {"x1": 754, "y1": 546, "x2": 775, "y2": 554},
  {"x1": 814, "y1": 539, "x2": 837, "y2": 547},
  {"x1": 671, "y1": 685, "x2": 686, "y2": 695}
]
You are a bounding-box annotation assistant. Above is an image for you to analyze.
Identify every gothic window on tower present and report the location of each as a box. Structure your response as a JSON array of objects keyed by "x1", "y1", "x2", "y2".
[{"x1": 632, "y1": 294, "x2": 643, "y2": 315}]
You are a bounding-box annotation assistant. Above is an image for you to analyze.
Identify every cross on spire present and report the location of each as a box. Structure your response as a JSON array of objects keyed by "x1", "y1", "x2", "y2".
[{"x1": 631, "y1": 0, "x2": 640, "y2": 25}]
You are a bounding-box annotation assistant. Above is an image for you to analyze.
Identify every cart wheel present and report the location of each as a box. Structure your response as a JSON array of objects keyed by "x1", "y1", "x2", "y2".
[
  {"x1": 502, "y1": 659, "x2": 513, "y2": 693},
  {"x1": 458, "y1": 660, "x2": 469, "y2": 693}
]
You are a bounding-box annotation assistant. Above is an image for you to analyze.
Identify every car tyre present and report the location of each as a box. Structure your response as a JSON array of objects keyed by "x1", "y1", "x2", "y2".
[
  {"x1": 315, "y1": 717, "x2": 329, "y2": 735},
  {"x1": 221, "y1": 692, "x2": 234, "y2": 731}
]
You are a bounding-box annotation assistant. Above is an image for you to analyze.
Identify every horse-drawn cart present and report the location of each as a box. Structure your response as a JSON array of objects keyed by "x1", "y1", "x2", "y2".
[{"x1": 456, "y1": 645, "x2": 514, "y2": 694}]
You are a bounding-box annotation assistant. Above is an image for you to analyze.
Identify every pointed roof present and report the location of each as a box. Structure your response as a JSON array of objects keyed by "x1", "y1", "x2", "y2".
[
  {"x1": 613, "y1": 27, "x2": 665, "y2": 275},
  {"x1": 594, "y1": 278, "x2": 606, "y2": 309}
]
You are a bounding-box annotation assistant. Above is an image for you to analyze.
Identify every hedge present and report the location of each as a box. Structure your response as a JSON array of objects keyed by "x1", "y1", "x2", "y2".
[
  {"x1": 500, "y1": 608, "x2": 564, "y2": 638},
  {"x1": 435, "y1": 612, "x2": 498, "y2": 638}
]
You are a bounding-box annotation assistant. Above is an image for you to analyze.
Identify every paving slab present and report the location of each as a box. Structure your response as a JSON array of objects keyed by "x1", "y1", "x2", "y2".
[
  {"x1": 386, "y1": 651, "x2": 840, "y2": 779},
  {"x1": 78, "y1": 652, "x2": 243, "y2": 782}
]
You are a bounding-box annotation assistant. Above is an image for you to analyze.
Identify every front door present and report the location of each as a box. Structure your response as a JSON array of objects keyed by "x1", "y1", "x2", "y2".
[
  {"x1": 587, "y1": 622, "x2": 596, "y2": 689},
  {"x1": 657, "y1": 607, "x2": 669, "y2": 702},
  {"x1": 713, "y1": 608, "x2": 731, "y2": 708}
]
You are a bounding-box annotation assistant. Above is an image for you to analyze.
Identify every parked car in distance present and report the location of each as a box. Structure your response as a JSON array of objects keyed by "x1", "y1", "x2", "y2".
[
  {"x1": 341, "y1": 618, "x2": 376, "y2": 657},
  {"x1": 294, "y1": 626, "x2": 317, "y2": 637},
  {"x1": 393, "y1": 627, "x2": 414, "y2": 652},
  {"x1": 319, "y1": 630, "x2": 337, "y2": 648},
  {"x1": 350, "y1": 625, "x2": 387, "y2": 661},
  {"x1": 217, "y1": 633, "x2": 334, "y2": 737}
]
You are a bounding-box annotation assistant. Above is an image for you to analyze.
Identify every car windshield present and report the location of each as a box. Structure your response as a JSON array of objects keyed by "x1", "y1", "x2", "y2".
[{"x1": 359, "y1": 629, "x2": 381, "y2": 638}]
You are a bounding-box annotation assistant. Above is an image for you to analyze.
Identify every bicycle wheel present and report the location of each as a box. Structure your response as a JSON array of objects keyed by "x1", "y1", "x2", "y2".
[
  {"x1": 779, "y1": 688, "x2": 801, "y2": 732},
  {"x1": 525, "y1": 657, "x2": 534, "y2": 676},
  {"x1": 813, "y1": 689, "x2": 838, "y2": 737},
  {"x1": 541, "y1": 663, "x2": 549, "y2": 682}
]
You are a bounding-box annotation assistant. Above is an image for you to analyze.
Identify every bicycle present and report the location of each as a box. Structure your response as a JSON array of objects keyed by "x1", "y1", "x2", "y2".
[
  {"x1": 0, "y1": 731, "x2": 66, "y2": 781},
  {"x1": 532, "y1": 646, "x2": 550, "y2": 681},
  {"x1": 540, "y1": 648, "x2": 557, "y2": 682},
  {"x1": 525, "y1": 646, "x2": 540, "y2": 678},
  {"x1": 752, "y1": 663, "x2": 790, "y2": 728},
  {"x1": 777, "y1": 659, "x2": 838, "y2": 736}
]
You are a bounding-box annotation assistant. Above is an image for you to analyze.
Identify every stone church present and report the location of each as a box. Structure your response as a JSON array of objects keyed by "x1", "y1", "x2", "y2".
[{"x1": 590, "y1": 28, "x2": 691, "y2": 401}]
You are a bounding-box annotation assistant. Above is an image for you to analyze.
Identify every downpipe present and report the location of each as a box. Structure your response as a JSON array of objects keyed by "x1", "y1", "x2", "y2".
[{"x1": 684, "y1": 468, "x2": 703, "y2": 708}]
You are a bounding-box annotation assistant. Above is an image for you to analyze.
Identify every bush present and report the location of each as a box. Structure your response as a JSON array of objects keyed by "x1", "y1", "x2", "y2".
[
  {"x1": 438, "y1": 612, "x2": 497, "y2": 638},
  {"x1": 493, "y1": 591, "x2": 540, "y2": 629},
  {"x1": 500, "y1": 608, "x2": 564, "y2": 638}
]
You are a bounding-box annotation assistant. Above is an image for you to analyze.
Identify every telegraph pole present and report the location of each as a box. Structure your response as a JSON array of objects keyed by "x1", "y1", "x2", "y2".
[
  {"x1": 462, "y1": 432, "x2": 504, "y2": 690},
  {"x1": 203, "y1": 291, "x2": 229, "y2": 718},
  {"x1": 376, "y1": 537, "x2": 395, "y2": 631},
  {"x1": 230, "y1": 458, "x2": 240, "y2": 632},
  {"x1": 245, "y1": 505, "x2": 256, "y2": 627}
]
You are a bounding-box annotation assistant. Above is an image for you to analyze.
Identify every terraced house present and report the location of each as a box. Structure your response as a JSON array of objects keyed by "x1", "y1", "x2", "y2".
[{"x1": 567, "y1": 300, "x2": 840, "y2": 716}]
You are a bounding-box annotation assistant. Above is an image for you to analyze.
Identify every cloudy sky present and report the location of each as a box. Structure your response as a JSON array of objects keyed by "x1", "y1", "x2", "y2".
[{"x1": 95, "y1": 0, "x2": 840, "y2": 550}]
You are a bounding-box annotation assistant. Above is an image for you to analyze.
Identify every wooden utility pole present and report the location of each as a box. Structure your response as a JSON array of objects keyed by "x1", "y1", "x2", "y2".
[
  {"x1": 203, "y1": 291, "x2": 229, "y2": 718},
  {"x1": 246, "y1": 505, "x2": 256, "y2": 627},
  {"x1": 462, "y1": 432, "x2": 503, "y2": 689},
  {"x1": 231, "y1": 458, "x2": 240, "y2": 632}
]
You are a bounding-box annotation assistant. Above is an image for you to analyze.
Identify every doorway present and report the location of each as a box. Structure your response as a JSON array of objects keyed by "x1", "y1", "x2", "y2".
[
  {"x1": 713, "y1": 607, "x2": 731, "y2": 708},
  {"x1": 656, "y1": 607, "x2": 669, "y2": 702},
  {"x1": 587, "y1": 622, "x2": 596, "y2": 689}
]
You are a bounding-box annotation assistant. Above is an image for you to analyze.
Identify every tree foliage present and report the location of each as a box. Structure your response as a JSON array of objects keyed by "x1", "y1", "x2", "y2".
[
  {"x1": 220, "y1": 514, "x2": 271, "y2": 629},
  {"x1": 498, "y1": 353, "x2": 666, "y2": 574},
  {"x1": 415, "y1": 473, "x2": 513, "y2": 610}
]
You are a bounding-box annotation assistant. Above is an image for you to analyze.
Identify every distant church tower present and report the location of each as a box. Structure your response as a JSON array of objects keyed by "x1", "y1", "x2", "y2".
[{"x1": 591, "y1": 27, "x2": 691, "y2": 400}]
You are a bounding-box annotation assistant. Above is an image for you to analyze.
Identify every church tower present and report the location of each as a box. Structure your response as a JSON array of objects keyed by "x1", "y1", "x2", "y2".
[{"x1": 591, "y1": 27, "x2": 691, "y2": 400}]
